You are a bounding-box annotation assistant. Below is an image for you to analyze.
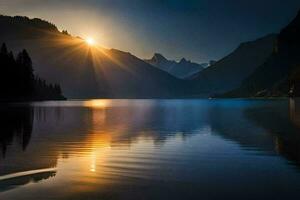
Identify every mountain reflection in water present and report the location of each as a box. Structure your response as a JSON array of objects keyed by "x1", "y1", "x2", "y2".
[{"x1": 1, "y1": 99, "x2": 300, "y2": 200}]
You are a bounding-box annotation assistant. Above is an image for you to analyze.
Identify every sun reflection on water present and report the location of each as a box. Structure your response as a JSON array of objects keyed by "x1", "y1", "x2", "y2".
[
  {"x1": 4, "y1": 100, "x2": 300, "y2": 199},
  {"x1": 90, "y1": 152, "x2": 96, "y2": 172},
  {"x1": 83, "y1": 99, "x2": 111, "y2": 108}
]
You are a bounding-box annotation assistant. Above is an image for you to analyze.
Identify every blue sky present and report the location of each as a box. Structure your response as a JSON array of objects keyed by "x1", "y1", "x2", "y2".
[{"x1": 1, "y1": 0, "x2": 300, "y2": 63}]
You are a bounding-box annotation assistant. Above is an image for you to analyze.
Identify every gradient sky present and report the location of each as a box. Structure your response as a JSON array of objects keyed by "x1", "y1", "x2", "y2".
[{"x1": 1, "y1": 0, "x2": 300, "y2": 63}]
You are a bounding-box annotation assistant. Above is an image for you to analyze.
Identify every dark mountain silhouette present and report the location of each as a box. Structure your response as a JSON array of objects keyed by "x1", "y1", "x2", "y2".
[
  {"x1": 189, "y1": 34, "x2": 276, "y2": 96},
  {"x1": 144, "y1": 53, "x2": 207, "y2": 79},
  {"x1": 0, "y1": 15, "x2": 188, "y2": 98},
  {"x1": 0, "y1": 43, "x2": 65, "y2": 101},
  {"x1": 222, "y1": 10, "x2": 300, "y2": 97}
]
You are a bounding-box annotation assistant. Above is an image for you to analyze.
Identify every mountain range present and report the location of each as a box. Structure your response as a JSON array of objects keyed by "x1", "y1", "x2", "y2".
[
  {"x1": 144, "y1": 53, "x2": 207, "y2": 79},
  {"x1": 0, "y1": 15, "x2": 188, "y2": 98},
  {"x1": 1, "y1": 9, "x2": 300, "y2": 99},
  {"x1": 221, "y1": 10, "x2": 300, "y2": 97},
  {"x1": 189, "y1": 34, "x2": 277, "y2": 96}
]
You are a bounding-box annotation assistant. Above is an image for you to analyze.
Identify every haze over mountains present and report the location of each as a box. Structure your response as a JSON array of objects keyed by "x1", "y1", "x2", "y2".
[
  {"x1": 144, "y1": 53, "x2": 207, "y2": 79},
  {"x1": 0, "y1": 15, "x2": 188, "y2": 98},
  {"x1": 189, "y1": 34, "x2": 277, "y2": 95},
  {"x1": 223, "y1": 10, "x2": 300, "y2": 97},
  {"x1": 1, "y1": 9, "x2": 300, "y2": 99}
]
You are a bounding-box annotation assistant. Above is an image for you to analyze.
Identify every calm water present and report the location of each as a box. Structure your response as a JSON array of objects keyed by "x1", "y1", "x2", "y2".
[{"x1": 1, "y1": 99, "x2": 300, "y2": 200}]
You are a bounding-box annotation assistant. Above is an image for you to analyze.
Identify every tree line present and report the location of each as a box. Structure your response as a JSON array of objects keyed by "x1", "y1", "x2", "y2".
[{"x1": 0, "y1": 43, "x2": 65, "y2": 101}]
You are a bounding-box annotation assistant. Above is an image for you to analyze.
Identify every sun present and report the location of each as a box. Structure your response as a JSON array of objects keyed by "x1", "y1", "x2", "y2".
[{"x1": 86, "y1": 37, "x2": 96, "y2": 46}]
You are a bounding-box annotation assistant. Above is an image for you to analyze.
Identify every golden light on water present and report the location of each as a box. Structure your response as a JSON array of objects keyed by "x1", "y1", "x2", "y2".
[
  {"x1": 90, "y1": 152, "x2": 96, "y2": 172},
  {"x1": 0, "y1": 99, "x2": 193, "y2": 198},
  {"x1": 83, "y1": 99, "x2": 111, "y2": 108}
]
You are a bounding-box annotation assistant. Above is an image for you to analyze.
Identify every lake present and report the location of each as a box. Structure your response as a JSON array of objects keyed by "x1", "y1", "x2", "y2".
[{"x1": 1, "y1": 99, "x2": 300, "y2": 200}]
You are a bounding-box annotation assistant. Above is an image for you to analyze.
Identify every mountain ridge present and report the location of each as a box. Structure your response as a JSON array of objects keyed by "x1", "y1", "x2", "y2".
[
  {"x1": 144, "y1": 53, "x2": 207, "y2": 79},
  {"x1": 1, "y1": 12, "x2": 298, "y2": 99},
  {"x1": 189, "y1": 33, "x2": 277, "y2": 96},
  {"x1": 0, "y1": 15, "x2": 190, "y2": 98},
  {"x1": 221, "y1": 9, "x2": 300, "y2": 97}
]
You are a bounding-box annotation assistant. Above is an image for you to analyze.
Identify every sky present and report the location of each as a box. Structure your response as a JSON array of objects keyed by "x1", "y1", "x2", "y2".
[{"x1": 1, "y1": 0, "x2": 300, "y2": 63}]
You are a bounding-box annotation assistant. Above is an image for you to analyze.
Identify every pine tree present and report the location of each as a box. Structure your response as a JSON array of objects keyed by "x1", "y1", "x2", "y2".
[
  {"x1": 16, "y1": 50, "x2": 35, "y2": 96},
  {"x1": 0, "y1": 43, "x2": 64, "y2": 101}
]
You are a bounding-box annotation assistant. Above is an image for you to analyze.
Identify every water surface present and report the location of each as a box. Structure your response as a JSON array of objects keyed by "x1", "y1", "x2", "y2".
[{"x1": 1, "y1": 99, "x2": 300, "y2": 200}]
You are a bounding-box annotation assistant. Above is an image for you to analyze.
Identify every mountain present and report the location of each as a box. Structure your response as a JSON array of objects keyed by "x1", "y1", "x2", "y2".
[
  {"x1": 144, "y1": 53, "x2": 207, "y2": 79},
  {"x1": 189, "y1": 34, "x2": 277, "y2": 96},
  {"x1": 222, "y1": 10, "x2": 300, "y2": 97},
  {"x1": 0, "y1": 15, "x2": 188, "y2": 98}
]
